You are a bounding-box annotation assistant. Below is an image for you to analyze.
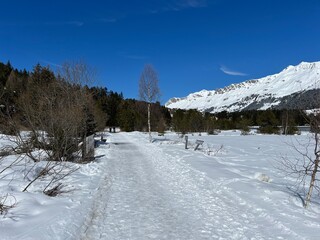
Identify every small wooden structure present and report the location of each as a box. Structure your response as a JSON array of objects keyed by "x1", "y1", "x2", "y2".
[
  {"x1": 109, "y1": 127, "x2": 116, "y2": 133},
  {"x1": 82, "y1": 134, "x2": 95, "y2": 160},
  {"x1": 194, "y1": 140, "x2": 204, "y2": 151}
]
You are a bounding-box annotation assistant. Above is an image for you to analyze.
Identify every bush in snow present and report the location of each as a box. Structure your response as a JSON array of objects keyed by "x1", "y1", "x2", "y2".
[
  {"x1": 206, "y1": 144, "x2": 224, "y2": 156},
  {"x1": 0, "y1": 194, "x2": 16, "y2": 215}
]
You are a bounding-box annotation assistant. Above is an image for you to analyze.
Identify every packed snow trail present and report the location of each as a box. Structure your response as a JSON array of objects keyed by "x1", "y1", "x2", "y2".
[{"x1": 80, "y1": 132, "x2": 303, "y2": 240}]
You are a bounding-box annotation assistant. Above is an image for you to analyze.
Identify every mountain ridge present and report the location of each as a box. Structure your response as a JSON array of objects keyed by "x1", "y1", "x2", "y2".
[{"x1": 166, "y1": 61, "x2": 320, "y2": 113}]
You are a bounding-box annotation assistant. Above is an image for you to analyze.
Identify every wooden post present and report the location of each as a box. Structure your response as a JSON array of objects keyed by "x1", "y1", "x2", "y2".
[
  {"x1": 83, "y1": 135, "x2": 95, "y2": 160},
  {"x1": 185, "y1": 135, "x2": 188, "y2": 149}
]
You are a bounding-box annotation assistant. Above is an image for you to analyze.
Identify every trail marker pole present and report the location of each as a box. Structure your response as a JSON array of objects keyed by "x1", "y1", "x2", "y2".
[{"x1": 185, "y1": 135, "x2": 188, "y2": 149}]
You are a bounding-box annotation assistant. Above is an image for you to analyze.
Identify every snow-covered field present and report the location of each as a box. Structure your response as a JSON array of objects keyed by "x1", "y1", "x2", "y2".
[{"x1": 1, "y1": 131, "x2": 320, "y2": 239}]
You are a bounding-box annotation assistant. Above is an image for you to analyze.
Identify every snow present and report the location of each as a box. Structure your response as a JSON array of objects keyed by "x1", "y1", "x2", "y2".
[
  {"x1": 166, "y1": 61, "x2": 320, "y2": 112},
  {"x1": 1, "y1": 131, "x2": 320, "y2": 239}
]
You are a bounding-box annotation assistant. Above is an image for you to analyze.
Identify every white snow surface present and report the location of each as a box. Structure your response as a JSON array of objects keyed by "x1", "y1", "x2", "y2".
[
  {"x1": 1, "y1": 131, "x2": 320, "y2": 239},
  {"x1": 166, "y1": 61, "x2": 320, "y2": 112}
]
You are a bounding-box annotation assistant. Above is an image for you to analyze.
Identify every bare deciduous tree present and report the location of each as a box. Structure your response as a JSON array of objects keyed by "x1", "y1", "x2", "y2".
[
  {"x1": 304, "y1": 113, "x2": 320, "y2": 207},
  {"x1": 280, "y1": 111, "x2": 320, "y2": 208},
  {"x1": 139, "y1": 64, "x2": 160, "y2": 142},
  {"x1": 1, "y1": 62, "x2": 98, "y2": 194}
]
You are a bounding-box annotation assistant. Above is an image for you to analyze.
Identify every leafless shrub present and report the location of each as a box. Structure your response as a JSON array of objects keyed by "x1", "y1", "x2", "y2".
[
  {"x1": 0, "y1": 149, "x2": 25, "y2": 179},
  {"x1": 0, "y1": 194, "x2": 17, "y2": 215},
  {"x1": 0, "y1": 147, "x2": 13, "y2": 157},
  {"x1": 1, "y1": 62, "x2": 96, "y2": 193},
  {"x1": 22, "y1": 158, "x2": 80, "y2": 193},
  {"x1": 42, "y1": 162, "x2": 79, "y2": 192},
  {"x1": 206, "y1": 144, "x2": 224, "y2": 156},
  {"x1": 44, "y1": 183, "x2": 67, "y2": 197}
]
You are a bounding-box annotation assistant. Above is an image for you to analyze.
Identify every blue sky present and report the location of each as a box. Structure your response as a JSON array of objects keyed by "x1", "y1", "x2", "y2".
[{"x1": 1, "y1": 0, "x2": 320, "y2": 103}]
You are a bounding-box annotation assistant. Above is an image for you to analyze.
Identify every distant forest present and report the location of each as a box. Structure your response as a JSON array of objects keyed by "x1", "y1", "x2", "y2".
[{"x1": 0, "y1": 61, "x2": 310, "y2": 135}]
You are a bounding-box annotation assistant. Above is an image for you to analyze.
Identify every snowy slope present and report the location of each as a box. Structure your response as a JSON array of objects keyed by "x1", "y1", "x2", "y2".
[{"x1": 166, "y1": 61, "x2": 320, "y2": 113}]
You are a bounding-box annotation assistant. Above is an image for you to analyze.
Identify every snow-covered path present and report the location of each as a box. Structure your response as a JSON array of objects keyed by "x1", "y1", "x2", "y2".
[{"x1": 80, "y1": 132, "x2": 305, "y2": 240}]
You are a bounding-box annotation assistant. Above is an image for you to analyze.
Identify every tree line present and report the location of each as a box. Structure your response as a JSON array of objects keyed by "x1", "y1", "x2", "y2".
[
  {"x1": 0, "y1": 61, "x2": 171, "y2": 136},
  {"x1": 0, "y1": 59, "x2": 311, "y2": 136},
  {"x1": 171, "y1": 108, "x2": 309, "y2": 135}
]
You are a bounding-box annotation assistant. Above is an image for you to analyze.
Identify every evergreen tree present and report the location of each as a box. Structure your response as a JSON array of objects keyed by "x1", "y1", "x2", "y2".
[
  {"x1": 238, "y1": 117, "x2": 251, "y2": 135},
  {"x1": 204, "y1": 112, "x2": 216, "y2": 134},
  {"x1": 118, "y1": 101, "x2": 135, "y2": 131},
  {"x1": 257, "y1": 110, "x2": 280, "y2": 134},
  {"x1": 172, "y1": 109, "x2": 186, "y2": 133}
]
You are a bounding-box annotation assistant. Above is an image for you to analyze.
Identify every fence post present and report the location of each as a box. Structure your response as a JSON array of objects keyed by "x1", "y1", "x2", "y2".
[{"x1": 185, "y1": 135, "x2": 188, "y2": 149}]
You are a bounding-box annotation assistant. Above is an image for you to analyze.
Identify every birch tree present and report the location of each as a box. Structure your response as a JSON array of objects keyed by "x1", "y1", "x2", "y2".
[
  {"x1": 281, "y1": 111, "x2": 320, "y2": 208},
  {"x1": 303, "y1": 113, "x2": 320, "y2": 207},
  {"x1": 139, "y1": 64, "x2": 160, "y2": 142}
]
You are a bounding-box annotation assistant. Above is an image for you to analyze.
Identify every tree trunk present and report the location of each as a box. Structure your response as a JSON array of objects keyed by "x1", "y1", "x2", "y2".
[
  {"x1": 285, "y1": 111, "x2": 288, "y2": 135},
  {"x1": 148, "y1": 103, "x2": 151, "y2": 142},
  {"x1": 305, "y1": 156, "x2": 319, "y2": 208},
  {"x1": 305, "y1": 132, "x2": 320, "y2": 208}
]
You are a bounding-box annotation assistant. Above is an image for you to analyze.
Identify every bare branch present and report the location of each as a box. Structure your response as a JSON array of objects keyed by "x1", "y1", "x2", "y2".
[{"x1": 139, "y1": 64, "x2": 160, "y2": 103}]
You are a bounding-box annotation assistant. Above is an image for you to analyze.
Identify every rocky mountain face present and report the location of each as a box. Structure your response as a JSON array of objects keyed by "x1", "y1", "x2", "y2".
[{"x1": 166, "y1": 62, "x2": 320, "y2": 113}]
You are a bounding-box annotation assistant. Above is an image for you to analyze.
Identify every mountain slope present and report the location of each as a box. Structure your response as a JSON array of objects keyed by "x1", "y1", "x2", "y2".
[{"x1": 166, "y1": 61, "x2": 320, "y2": 113}]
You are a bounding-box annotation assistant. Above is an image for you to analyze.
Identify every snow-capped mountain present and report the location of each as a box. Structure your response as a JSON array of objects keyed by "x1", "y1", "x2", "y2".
[{"x1": 166, "y1": 61, "x2": 320, "y2": 113}]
